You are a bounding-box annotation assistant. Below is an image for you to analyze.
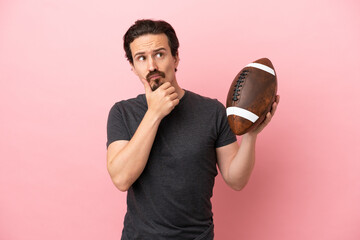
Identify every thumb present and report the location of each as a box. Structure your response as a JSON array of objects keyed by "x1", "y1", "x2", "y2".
[{"x1": 140, "y1": 78, "x2": 152, "y2": 94}]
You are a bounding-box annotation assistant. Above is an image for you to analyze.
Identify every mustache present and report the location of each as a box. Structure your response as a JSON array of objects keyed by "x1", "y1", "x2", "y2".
[{"x1": 146, "y1": 70, "x2": 165, "y2": 81}]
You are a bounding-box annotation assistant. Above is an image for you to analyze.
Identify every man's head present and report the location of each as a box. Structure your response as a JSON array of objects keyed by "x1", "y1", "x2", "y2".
[
  {"x1": 124, "y1": 19, "x2": 180, "y2": 91},
  {"x1": 123, "y1": 19, "x2": 179, "y2": 65}
]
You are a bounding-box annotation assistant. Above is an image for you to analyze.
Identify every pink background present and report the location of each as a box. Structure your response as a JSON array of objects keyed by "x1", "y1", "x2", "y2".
[{"x1": 1, "y1": 0, "x2": 360, "y2": 239}]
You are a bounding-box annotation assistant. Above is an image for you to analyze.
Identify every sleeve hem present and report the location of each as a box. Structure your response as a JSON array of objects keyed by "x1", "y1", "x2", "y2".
[{"x1": 215, "y1": 136, "x2": 237, "y2": 148}]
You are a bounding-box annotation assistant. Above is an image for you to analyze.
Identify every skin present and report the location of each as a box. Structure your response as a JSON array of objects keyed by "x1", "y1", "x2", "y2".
[{"x1": 107, "y1": 33, "x2": 280, "y2": 192}]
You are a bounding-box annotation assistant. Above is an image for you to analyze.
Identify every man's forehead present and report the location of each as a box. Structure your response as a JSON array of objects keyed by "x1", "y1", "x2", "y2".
[{"x1": 130, "y1": 33, "x2": 170, "y2": 54}]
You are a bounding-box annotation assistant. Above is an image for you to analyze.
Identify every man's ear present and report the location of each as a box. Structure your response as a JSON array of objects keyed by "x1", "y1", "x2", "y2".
[
  {"x1": 130, "y1": 63, "x2": 139, "y2": 77},
  {"x1": 174, "y1": 52, "x2": 180, "y2": 68}
]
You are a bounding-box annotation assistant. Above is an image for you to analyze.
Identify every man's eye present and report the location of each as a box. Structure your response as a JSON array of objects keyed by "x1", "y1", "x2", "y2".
[
  {"x1": 156, "y1": 52, "x2": 163, "y2": 58},
  {"x1": 138, "y1": 56, "x2": 145, "y2": 61}
]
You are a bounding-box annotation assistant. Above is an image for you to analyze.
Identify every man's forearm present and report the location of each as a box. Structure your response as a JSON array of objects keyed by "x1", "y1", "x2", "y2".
[
  {"x1": 227, "y1": 133, "x2": 257, "y2": 191},
  {"x1": 107, "y1": 110, "x2": 162, "y2": 191}
]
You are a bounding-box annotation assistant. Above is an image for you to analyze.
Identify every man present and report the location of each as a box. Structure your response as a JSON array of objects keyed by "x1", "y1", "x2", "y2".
[{"x1": 106, "y1": 19, "x2": 279, "y2": 240}]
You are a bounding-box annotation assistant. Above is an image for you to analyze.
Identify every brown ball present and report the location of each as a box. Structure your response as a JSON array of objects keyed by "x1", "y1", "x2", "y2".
[{"x1": 226, "y1": 58, "x2": 277, "y2": 135}]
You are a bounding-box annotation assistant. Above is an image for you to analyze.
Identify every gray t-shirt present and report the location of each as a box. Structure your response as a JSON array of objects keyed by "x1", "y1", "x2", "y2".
[{"x1": 107, "y1": 90, "x2": 236, "y2": 240}]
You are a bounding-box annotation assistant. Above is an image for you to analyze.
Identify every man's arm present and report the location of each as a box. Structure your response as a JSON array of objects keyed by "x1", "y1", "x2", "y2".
[
  {"x1": 107, "y1": 81, "x2": 179, "y2": 192},
  {"x1": 216, "y1": 95, "x2": 280, "y2": 191}
]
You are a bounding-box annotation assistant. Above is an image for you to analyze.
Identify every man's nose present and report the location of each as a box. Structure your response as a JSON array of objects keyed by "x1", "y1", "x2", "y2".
[{"x1": 147, "y1": 56, "x2": 158, "y2": 72}]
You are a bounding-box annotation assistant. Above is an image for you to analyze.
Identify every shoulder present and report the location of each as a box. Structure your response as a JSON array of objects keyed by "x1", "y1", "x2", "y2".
[
  {"x1": 109, "y1": 94, "x2": 146, "y2": 114},
  {"x1": 185, "y1": 90, "x2": 224, "y2": 106},
  {"x1": 184, "y1": 90, "x2": 225, "y2": 112},
  {"x1": 112, "y1": 94, "x2": 146, "y2": 109}
]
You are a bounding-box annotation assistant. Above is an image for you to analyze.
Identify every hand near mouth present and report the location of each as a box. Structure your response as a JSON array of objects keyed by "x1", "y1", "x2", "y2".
[{"x1": 140, "y1": 78, "x2": 179, "y2": 120}]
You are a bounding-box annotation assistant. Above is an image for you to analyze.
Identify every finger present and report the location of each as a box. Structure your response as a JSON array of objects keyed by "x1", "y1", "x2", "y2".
[
  {"x1": 172, "y1": 98, "x2": 180, "y2": 107},
  {"x1": 257, "y1": 113, "x2": 271, "y2": 132},
  {"x1": 270, "y1": 102, "x2": 277, "y2": 116},
  {"x1": 159, "y1": 82, "x2": 172, "y2": 90},
  {"x1": 252, "y1": 113, "x2": 270, "y2": 134},
  {"x1": 168, "y1": 92, "x2": 178, "y2": 100},
  {"x1": 165, "y1": 86, "x2": 176, "y2": 95},
  {"x1": 265, "y1": 112, "x2": 272, "y2": 123},
  {"x1": 140, "y1": 78, "x2": 152, "y2": 94},
  {"x1": 253, "y1": 101, "x2": 277, "y2": 134},
  {"x1": 270, "y1": 95, "x2": 280, "y2": 116}
]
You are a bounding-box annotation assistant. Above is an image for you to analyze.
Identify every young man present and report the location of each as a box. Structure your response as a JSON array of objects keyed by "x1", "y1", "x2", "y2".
[{"x1": 106, "y1": 19, "x2": 279, "y2": 240}]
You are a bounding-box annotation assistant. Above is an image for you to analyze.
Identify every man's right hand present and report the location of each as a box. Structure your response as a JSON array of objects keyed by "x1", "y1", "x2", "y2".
[{"x1": 141, "y1": 79, "x2": 180, "y2": 120}]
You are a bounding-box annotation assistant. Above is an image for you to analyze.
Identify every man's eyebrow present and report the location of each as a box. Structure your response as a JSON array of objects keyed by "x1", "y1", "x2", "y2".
[{"x1": 133, "y1": 51, "x2": 145, "y2": 58}]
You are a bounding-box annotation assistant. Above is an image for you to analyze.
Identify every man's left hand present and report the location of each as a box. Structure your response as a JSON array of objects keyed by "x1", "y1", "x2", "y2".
[{"x1": 247, "y1": 95, "x2": 280, "y2": 136}]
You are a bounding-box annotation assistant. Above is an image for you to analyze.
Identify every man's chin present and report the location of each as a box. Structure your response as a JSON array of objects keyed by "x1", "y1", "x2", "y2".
[{"x1": 150, "y1": 80, "x2": 163, "y2": 91}]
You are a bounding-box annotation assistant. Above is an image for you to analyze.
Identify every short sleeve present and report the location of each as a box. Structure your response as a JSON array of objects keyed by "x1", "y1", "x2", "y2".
[
  {"x1": 215, "y1": 101, "x2": 237, "y2": 148},
  {"x1": 106, "y1": 103, "x2": 131, "y2": 148}
]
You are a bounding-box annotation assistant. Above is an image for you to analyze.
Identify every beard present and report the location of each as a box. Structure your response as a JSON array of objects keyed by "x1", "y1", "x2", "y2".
[
  {"x1": 150, "y1": 79, "x2": 161, "y2": 91},
  {"x1": 146, "y1": 70, "x2": 166, "y2": 91}
]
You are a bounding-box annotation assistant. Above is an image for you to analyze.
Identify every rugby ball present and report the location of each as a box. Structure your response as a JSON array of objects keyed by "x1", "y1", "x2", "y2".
[{"x1": 226, "y1": 58, "x2": 277, "y2": 135}]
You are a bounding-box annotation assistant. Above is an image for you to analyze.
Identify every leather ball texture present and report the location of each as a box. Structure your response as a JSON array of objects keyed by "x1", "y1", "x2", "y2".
[{"x1": 226, "y1": 58, "x2": 277, "y2": 135}]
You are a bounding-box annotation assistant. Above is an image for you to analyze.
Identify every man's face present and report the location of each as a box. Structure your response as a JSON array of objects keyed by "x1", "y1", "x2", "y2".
[{"x1": 130, "y1": 33, "x2": 179, "y2": 91}]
